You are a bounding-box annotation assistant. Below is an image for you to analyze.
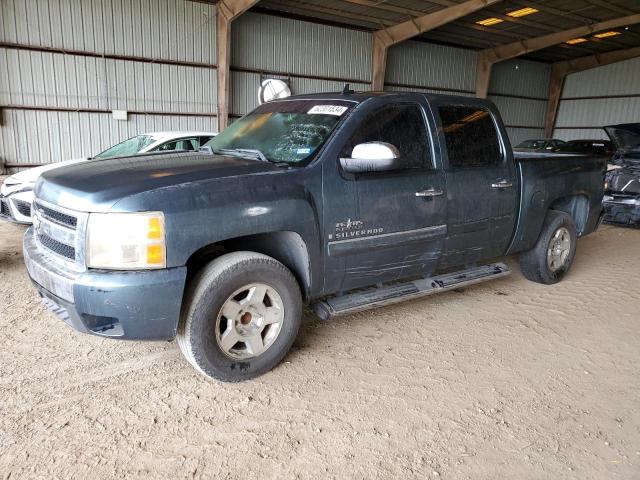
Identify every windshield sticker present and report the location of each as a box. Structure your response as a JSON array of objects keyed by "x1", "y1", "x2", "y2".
[
  {"x1": 307, "y1": 105, "x2": 348, "y2": 116},
  {"x1": 296, "y1": 147, "x2": 311, "y2": 154}
]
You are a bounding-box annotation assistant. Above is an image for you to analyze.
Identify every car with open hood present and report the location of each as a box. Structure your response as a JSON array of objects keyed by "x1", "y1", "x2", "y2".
[{"x1": 603, "y1": 123, "x2": 640, "y2": 226}]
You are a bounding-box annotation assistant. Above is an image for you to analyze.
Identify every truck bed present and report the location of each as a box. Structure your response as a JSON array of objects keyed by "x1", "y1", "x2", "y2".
[{"x1": 507, "y1": 151, "x2": 607, "y2": 255}]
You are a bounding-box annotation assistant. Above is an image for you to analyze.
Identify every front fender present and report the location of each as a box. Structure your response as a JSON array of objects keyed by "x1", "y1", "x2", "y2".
[{"x1": 110, "y1": 170, "x2": 322, "y2": 283}]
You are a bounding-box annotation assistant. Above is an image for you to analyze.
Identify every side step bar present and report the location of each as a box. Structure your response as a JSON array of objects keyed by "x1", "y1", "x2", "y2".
[{"x1": 313, "y1": 262, "x2": 511, "y2": 320}]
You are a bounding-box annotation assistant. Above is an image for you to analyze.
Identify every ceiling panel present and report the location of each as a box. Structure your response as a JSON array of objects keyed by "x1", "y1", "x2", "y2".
[{"x1": 254, "y1": 0, "x2": 640, "y2": 63}]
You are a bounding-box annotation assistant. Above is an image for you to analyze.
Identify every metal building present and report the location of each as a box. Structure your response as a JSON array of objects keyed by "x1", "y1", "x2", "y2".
[{"x1": 1, "y1": 0, "x2": 640, "y2": 171}]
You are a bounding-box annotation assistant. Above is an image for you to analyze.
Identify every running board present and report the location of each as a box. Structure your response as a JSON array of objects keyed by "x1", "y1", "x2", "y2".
[{"x1": 313, "y1": 262, "x2": 510, "y2": 320}]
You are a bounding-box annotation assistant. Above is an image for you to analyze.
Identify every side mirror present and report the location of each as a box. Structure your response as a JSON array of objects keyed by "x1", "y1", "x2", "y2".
[{"x1": 340, "y1": 142, "x2": 401, "y2": 174}]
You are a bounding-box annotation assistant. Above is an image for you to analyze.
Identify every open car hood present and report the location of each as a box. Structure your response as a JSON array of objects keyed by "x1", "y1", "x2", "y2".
[{"x1": 604, "y1": 123, "x2": 640, "y2": 153}]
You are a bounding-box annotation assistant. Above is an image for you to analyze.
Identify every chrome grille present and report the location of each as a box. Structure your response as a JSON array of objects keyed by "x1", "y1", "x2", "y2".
[
  {"x1": 14, "y1": 199, "x2": 32, "y2": 217},
  {"x1": 37, "y1": 233, "x2": 76, "y2": 260},
  {"x1": 32, "y1": 198, "x2": 88, "y2": 272},
  {"x1": 34, "y1": 202, "x2": 77, "y2": 228}
]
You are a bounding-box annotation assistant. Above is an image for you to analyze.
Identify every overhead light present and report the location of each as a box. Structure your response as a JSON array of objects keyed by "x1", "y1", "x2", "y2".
[
  {"x1": 566, "y1": 38, "x2": 588, "y2": 45},
  {"x1": 476, "y1": 17, "x2": 504, "y2": 26},
  {"x1": 507, "y1": 7, "x2": 539, "y2": 17},
  {"x1": 593, "y1": 31, "x2": 621, "y2": 38}
]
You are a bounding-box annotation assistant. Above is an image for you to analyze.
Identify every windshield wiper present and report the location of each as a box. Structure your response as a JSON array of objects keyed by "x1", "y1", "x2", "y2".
[{"x1": 215, "y1": 148, "x2": 270, "y2": 163}]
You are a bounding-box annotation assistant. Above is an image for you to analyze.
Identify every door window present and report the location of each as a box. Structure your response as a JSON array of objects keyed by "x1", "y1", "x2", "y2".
[
  {"x1": 344, "y1": 104, "x2": 431, "y2": 170},
  {"x1": 155, "y1": 137, "x2": 199, "y2": 152},
  {"x1": 438, "y1": 105, "x2": 502, "y2": 168}
]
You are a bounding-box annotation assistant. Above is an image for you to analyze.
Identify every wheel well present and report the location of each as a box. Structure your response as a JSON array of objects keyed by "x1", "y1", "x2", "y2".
[
  {"x1": 185, "y1": 231, "x2": 312, "y2": 299},
  {"x1": 548, "y1": 194, "x2": 590, "y2": 235}
]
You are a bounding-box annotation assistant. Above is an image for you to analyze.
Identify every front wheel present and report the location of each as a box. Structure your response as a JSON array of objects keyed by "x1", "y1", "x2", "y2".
[
  {"x1": 519, "y1": 211, "x2": 577, "y2": 285},
  {"x1": 177, "y1": 252, "x2": 302, "y2": 382}
]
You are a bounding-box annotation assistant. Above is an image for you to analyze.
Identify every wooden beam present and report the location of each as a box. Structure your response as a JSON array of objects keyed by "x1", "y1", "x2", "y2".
[
  {"x1": 371, "y1": 0, "x2": 503, "y2": 90},
  {"x1": 216, "y1": 0, "x2": 260, "y2": 130},
  {"x1": 476, "y1": 13, "x2": 640, "y2": 97},
  {"x1": 543, "y1": 67, "x2": 567, "y2": 138},
  {"x1": 544, "y1": 46, "x2": 640, "y2": 137}
]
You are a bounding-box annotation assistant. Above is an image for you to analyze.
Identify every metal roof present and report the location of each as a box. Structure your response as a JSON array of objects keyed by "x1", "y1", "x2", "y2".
[{"x1": 245, "y1": 0, "x2": 640, "y2": 62}]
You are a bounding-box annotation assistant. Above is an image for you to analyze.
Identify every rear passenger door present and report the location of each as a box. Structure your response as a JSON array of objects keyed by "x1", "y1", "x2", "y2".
[{"x1": 436, "y1": 102, "x2": 517, "y2": 268}]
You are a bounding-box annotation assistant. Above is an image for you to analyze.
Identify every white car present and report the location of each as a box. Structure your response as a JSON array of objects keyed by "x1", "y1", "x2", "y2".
[{"x1": 0, "y1": 131, "x2": 216, "y2": 224}]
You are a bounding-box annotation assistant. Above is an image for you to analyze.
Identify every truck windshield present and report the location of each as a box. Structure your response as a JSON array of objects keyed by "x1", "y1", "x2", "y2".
[{"x1": 205, "y1": 100, "x2": 353, "y2": 165}]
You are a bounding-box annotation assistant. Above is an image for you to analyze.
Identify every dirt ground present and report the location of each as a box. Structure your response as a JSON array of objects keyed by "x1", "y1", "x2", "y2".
[{"x1": 1, "y1": 212, "x2": 639, "y2": 479}]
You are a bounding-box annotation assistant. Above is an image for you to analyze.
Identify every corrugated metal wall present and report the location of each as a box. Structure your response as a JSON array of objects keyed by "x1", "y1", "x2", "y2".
[
  {"x1": 231, "y1": 12, "x2": 371, "y2": 116},
  {"x1": 553, "y1": 57, "x2": 640, "y2": 141},
  {"x1": 488, "y1": 59, "x2": 551, "y2": 146},
  {"x1": 384, "y1": 43, "x2": 550, "y2": 146},
  {"x1": 385, "y1": 41, "x2": 476, "y2": 94},
  {"x1": 1, "y1": 1, "x2": 553, "y2": 170},
  {"x1": 2, "y1": 0, "x2": 216, "y2": 61},
  {"x1": 1, "y1": 0, "x2": 217, "y2": 169}
]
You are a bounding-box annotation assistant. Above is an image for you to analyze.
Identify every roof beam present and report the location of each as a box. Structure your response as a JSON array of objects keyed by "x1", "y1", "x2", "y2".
[
  {"x1": 544, "y1": 46, "x2": 640, "y2": 137},
  {"x1": 475, "y1": 13, "x2": 640, "y2": 97},
  {"x1": 216, "y1": 0, "x2": 260, "y2": 130},
  {"x1": 371, "y1": 0, "x2": 503, "y2": 90}
]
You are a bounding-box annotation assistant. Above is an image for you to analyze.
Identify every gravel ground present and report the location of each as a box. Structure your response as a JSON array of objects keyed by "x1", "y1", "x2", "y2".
[{"x1": 1, "y1": 209, "x2": 639, "y2": 479}]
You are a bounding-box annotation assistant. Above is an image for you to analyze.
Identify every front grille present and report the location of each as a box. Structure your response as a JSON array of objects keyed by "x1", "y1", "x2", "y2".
[
  {"x1": 0, "y1": 199, "x2": 8, "y2": 217},
  {"x1": 14, "y1": 199, "x2": 32, "y2": 217},
  {"x1": 35, "y1": 202, "x2": 77, "y2": 228},
  {"x1": 37, "y1": 233, "x2": 76, "y2": 260},
  {"x1": 32, "y1": 199, "x2": 87, "y2": 271}
]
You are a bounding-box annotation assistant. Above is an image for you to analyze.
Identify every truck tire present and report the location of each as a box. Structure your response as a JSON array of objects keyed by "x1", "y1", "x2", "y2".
[
  {"x1": 177, "y1": 252, "x2": 302, "y2": 382},
  {"x1": 519, "y1": 210, "x2": 577, "y2": 285}
]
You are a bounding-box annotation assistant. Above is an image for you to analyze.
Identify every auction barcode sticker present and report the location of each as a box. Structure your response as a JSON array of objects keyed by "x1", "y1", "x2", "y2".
[{"x1": 307, "y1": 105, "x2": 348, "y2": 116}]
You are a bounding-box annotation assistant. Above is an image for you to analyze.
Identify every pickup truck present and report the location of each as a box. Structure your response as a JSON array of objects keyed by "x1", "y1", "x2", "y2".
[{"x1": 23, "y1": 92, "x2": 606, "y2": 382}]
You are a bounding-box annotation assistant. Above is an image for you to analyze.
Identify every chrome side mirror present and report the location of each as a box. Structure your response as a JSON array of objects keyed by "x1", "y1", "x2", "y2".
[{"x1": 340, "y1": 142, "x2": 401, "y2": 174}]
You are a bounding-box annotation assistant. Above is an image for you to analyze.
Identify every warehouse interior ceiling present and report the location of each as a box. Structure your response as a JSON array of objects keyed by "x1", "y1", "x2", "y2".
[{"x1": 242, "y1": 0, "x2": 640, "y2": 63}]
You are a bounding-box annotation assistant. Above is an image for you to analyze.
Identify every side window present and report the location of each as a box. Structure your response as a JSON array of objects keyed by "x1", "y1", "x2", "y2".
[
  {"x1": 156, "y1": 141, "x2": 178, "y2": 152},
  {"x1": 345, "y1": 104, "x2": 431, "y2": 170},
  {"x1": 438, "y1": 105, "x2": 502, "y2": 168},
  {"x1": 156, "y1": 138, "x2": 198, "y2": 152}
]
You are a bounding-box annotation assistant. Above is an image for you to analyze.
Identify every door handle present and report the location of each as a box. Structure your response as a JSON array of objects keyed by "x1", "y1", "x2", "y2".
[
  {"x1": 491, "y1": 180, "x2": 513, "y2": 189},
  {"x1": 415, "y1": 189, "x2": 444, "y2": 197}
]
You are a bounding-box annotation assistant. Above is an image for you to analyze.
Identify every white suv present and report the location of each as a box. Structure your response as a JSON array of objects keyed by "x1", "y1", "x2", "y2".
[{"x1": 1, "y1": 131, "x2": 216, "y2": 224}]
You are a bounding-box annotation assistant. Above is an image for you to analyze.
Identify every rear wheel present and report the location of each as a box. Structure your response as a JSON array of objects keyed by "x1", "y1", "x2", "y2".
[
  {"x1": 177, "y1": 252, "x2": 302, "y2": 381},
  {"x1": 519, "y1": 211, "x2": 577, "y2": 285}
]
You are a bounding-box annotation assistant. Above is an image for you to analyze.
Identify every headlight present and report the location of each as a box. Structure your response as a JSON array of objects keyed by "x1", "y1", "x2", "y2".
[{"x1": 87, "y1": 212, "x2": 166, "y2": 269}]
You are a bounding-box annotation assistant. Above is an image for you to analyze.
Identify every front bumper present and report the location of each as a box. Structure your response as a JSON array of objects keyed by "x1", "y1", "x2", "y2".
[
  {"x1": 0, "y1": 191, "x2": 34, "y2": 224},
  {"x1": 603, "y1": 195, "x2": 640, "y2": 226},
  {"x1": 23, "y1": 227, "x2": 187, "y2": 340}
]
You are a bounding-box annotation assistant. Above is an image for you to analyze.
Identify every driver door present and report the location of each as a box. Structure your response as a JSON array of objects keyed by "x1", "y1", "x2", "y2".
[{"x1": 322, "y1": 98, "x2": 447, "y2": 292}]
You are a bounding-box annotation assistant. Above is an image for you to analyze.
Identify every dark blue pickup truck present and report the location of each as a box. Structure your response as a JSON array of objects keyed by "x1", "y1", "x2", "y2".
[{"x1": 24, "y1": 92, "x2": 606, "y2": 381}]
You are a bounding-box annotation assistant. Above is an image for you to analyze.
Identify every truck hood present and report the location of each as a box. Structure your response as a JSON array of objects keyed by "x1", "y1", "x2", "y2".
[{"x1": 35, "y1": 152, "x2": 282, "y2": 212}]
